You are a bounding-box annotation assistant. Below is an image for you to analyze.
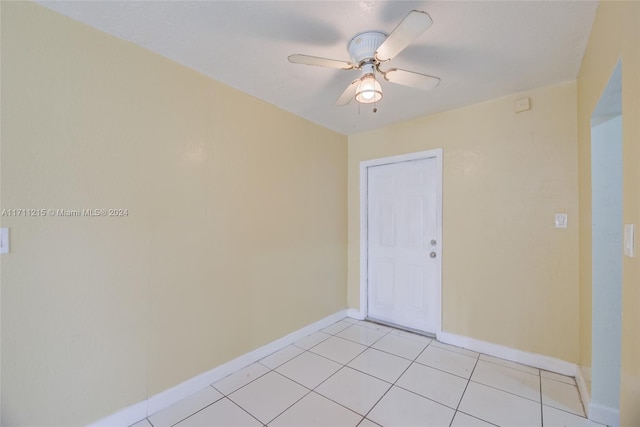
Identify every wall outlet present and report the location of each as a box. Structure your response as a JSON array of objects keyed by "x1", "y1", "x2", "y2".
[
  {"x1": 555, "y1": 213, "x2": 568, "y2": 229},
  {"x1": 624, "y1": 224, "x2": 635, "y2": 257},
  {"x1": 0, "y1": 228, "x2": 9, "y2": 254},
  {"x1": 515, "y1": 97, "x2": 531, "y2": 113}
]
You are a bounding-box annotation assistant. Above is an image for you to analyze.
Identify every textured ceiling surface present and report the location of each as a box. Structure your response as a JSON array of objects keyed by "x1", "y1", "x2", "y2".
[{"x1": 37, "y1": 1, "x2": 598, "y2": 135}]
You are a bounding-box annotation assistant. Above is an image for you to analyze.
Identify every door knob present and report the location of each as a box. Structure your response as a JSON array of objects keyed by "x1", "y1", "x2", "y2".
[
  {"x1": 431, "y1": 239, "x2": 437, "y2": 246},
  {"x1": 430, "y1": 252, "x2": 437, "y2": 258}
]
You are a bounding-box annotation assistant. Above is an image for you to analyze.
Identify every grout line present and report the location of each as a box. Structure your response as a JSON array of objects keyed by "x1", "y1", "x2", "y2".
[
  {"x1": 270, "y1": 366, "x2": 316, "y2": 390},
  {"x1": 261, "y1": 387, "x2": 313, "y2": 425},
  {"x1": 541, "y1": 403, "x2": 590, "y2": 420},
  {"x1": 367, "y1": 335, "x2": 434, "y2": 362},
  {"x1": 307, "y1": 339, "x2": 369, "y2": 366},
  {"x1": 292, "y1": 332, "x2": 332, "y2": 352},
  {"x1": 265, "y1": 366, "x2": 364, "y2": 425},
  {"x1": 167, "y1": 398, "x2": 232, "y2": 427},
  {"x1": 543, "y1": 374, "x2": 580, "y2": 387},
  {"x1": 455, "y1": 410, "x2": 501, "y2": 427},
  {"x1": 309, "y1": 388, "x2": 371, "y2": 421},
  {"x1": 344, "y1": 365, "x2": 396, "y2": 386},
  {"x1": 392, "y1": 382, "x2": 461, "y2": 412},
  {"x1": 155, "y1": 320, "x2": 394, "y2": 427},
  {"x1": 468, "y1": 378, "x2": 543, "y2": 405},
  {"x1": 212, "y1": 364, "x2": 271, "y2": 397},
  {"x1": 360, "y1": 360, "x2": 414, "y2": 421},
  {"x1": 226, "y1": 395, "x2": 273, "y2": 426},
  {"x1": 203, "y1": 320, "x2": 560, "y2": 427},
  {"x1": 305, "y1": 332, "x2": 397, "y2": 421},
  {"x1": 268, "y1": 347, "x2": 311, "y2": 371},
  {"x1": 271, "y1": 345, "x2": 394, "y2": 425},
  {"x1": 312, "y1": 321, "x2": 402, "y2": 422},
  {"x1": 411, "y1": 358, "x2": 476, "y2": 381},
  {"x1": 478, "y1": 356, "x2": 541, "y2": 376},
  {"x1": 259, "y1": 346, "x2": 306, "y2": 370},
  {"x1": 449, "y1": 351, "x2": 480, "y2": 427}
]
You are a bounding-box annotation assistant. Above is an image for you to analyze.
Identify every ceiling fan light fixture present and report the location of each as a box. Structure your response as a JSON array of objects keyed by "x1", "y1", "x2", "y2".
[
  {"x1": 288, "y1": 10, "x2": 439, "y2": 107},
  {"x1": 355, "y1": 73, "x2": 382, "y2": 104}
]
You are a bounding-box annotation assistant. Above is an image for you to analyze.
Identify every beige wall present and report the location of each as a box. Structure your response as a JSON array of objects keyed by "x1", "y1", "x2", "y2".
[
  {"x1": 576, "y1": 1, "x2": 640, "y2": 424},
  {"x1": 348, "y1": 82, "x2": 579, "y2": 362},
  {"x1": 0, "y1": 2, "x2": 347, "y2": 425}
]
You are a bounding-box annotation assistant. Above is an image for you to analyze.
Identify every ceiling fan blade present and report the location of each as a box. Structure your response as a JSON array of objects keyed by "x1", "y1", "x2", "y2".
[
  {"x1": 288, "y1": 54, "x2": 354, "y2": 70},
  {"x1": 375, "y1": 10, "x2": 433, "y2": 62},
  {"x1": 335, "y1": 79, "x2": 361, "y2": 106},
  {"x1": 383, "y1": 68, "x2": 440, "y2": 90}
]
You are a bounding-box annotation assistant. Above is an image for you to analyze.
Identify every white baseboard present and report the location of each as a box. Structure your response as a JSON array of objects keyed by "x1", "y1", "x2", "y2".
[
  {"x1": 589, "y1": 401, "x2": 620, "y2": 427},
  {"x1": 88, "y1": 309, "x2": 348, "y2": 427},
  {"x1": 575, "y1": 365, "x2": 619, "y2": 426},
  {"x1": 437, "y1": 331, "x2": 577, "y2": 376},
  {"x1": 347, "y1": 308, "x2": 365, "y2": 320},
  {"x1": 575, "y1": 366, "x2": 591, "y2": 418},
  {"x1": 88, "y1": 400, "x2": 147, "y2": 427}
]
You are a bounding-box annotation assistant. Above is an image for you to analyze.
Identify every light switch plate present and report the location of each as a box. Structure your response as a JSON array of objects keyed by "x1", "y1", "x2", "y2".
[
  {"x1": 624, "y1": 224, "x2": 635, "y2": 257},
  {"x1": 0, "y1": 228, "x2": 8, "y2": 254},
  {"x1": 555, "y1": 214, "x2": 568, "y2": 229},
  {"x1": 515, "y1": 97, "x2": 531, "y2": 113}
]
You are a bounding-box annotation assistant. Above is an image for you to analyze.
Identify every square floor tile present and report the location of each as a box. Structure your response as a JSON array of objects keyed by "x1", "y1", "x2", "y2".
[
  {"x1": 276, "y1": 351, "x2": 342, "y2": 389},
  {"x1": 322, "y1": 320, "x2": 353, "y2": 335},
  {"x1": 149, "y1": 386, "x2": 223, "y2": 427},
  {"x1": 389, "y1": 328, "x2": 433, "y2": 344},
  {"x1": 459, "y1": 381, "x2": 541, "y2": 426},
  {"x1": 543, "y1": 404, "x2": 605, "y2": 426},
  {"x1": 310, "y1": 336, "x2": 367, "y2": 364},
  {"x1": 367, "y1": 386, "x2": 455, "y2": 427},
  {"x1": 348, "y1": 348, "x2": 411, "y2": 383},
  {"x1": 541, "y1": 370, "x2": 576, "y2": 385},
  {"x1": 431, "y1": 341, "x2": 479, "y2": 358},
  {"x1": 479, "y1": 354, "x2": 539, "y2": 376},
  {"x1": 129, "y1": 419, "x2": 152, "y2": 427},
  {"x1": 342, "y1": 317, "x2": 361, "y2": 324},
  {"x1": 471, "y1": 360, "x2": 540, "y2": 402},
  {"x1": 450, "y1": 411, "x2": 495, "y2": 427},
  {"x1": 228, "y1": 371, "x2": 308, "y2": 424},
  {"x1": 174, "y1": 398, "x2": 261, "y2": 427},
  {"x1": 396, "y1": 362, "x2": 468, "y2": 408},
  {"x1": 372, "y1": 333, "x2": 429, "y2": 360},
  {"x1": 261, "y1": 345, "x2": 305, "y2": 369},
  {"x1": 357, "y1": 419, "x2": 380, "y2": 427},
  {"x1": 316, "y1": 367, "x2": 391, "y2": 416},
  {"x1": 416, "y1": 345, "x2": 478, "y2": 379},
  {"x1": 213, "y1": 363, "x2": 270, "y2": 395},
  {"x1": 269, "y1": 391, "x2": 362, "y2": 426},
  {"x1": 337, "y1": 324, "x2": 387, "y2": 346},
  {"x1": 295, "y1": 331, "x2": 331, "y2": 350},
  {"x1": 541, "y1": 377, "x2": 585, "y2": 416}
]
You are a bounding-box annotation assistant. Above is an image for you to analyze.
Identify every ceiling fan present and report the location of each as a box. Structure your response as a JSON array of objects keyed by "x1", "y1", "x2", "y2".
[{"x1": 288, "y1": 10, "x2": 440, "y2": 107}]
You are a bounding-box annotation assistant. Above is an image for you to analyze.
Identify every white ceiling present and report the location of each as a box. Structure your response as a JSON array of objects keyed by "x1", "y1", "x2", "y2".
[{"x1": 37, "y1": 1, "x2": 598, "y2": 135}]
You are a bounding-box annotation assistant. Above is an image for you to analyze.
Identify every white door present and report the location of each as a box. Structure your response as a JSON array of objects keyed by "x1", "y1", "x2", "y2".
[{"x1": 366, "y1": 155, "x2": 441, "y2": 334}]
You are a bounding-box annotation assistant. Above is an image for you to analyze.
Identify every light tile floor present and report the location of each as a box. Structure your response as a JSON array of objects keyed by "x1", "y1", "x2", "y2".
[{"x1": 132, "y1": 318, "x2": 605, "y2": 427}]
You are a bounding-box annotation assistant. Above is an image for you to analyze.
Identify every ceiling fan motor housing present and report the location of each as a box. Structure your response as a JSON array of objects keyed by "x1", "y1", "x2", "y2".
[{"x1": 348, "y1": 31, "x2": 387, "y2": 65}]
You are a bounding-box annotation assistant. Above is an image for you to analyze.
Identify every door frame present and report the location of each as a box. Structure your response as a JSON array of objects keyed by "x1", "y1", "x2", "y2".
[
  {"x1": 359, "y1": 148, "x2": 443, "y2": 335},
  {"x1": 587, "y1": 60, "x2": 622, "y2": 426}
]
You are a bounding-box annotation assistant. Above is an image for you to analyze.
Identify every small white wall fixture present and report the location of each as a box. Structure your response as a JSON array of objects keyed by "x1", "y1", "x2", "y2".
[{"x1": 0, "y1": 228, "x2": 9, "y2": 254}]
